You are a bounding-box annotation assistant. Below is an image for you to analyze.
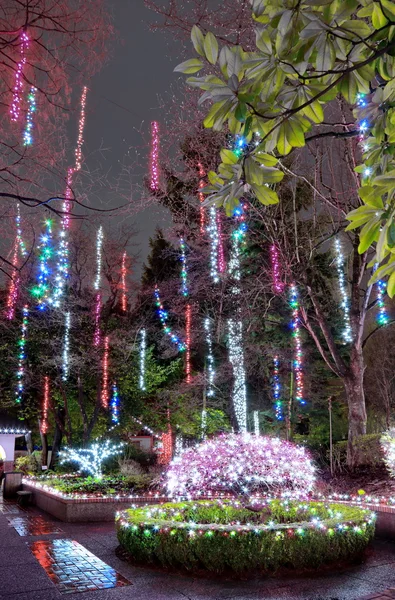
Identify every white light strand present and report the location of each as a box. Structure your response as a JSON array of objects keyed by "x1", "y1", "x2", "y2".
[
  {"x1": 201, "y1": 409, "x2": 207, "y2": 440},
  {"x1": 174, "y1": 433, "x2": 183, "y2": 457},
  {"x1": 253, "y1": 411, "x2": 260, "y2": 435},
  {"x1": 59, "y1": 439, "x2": 124, "y2": 480},
  {"x1": 334, "y1": 239, "x2": 352, "y2": 343},
  {"x1": 94, "y1": 226, "x2": 104, "y2": 290},
  {"x1": 62, "y1": 312, "x2": 71, "y2": 381},
  {"x1": 204, "y1": 318, "x2": 215, "y2": 397},
  {"x1": 139, "y1": 329, "x2": 147, "y2": 391},
  {"x1": 228, "y1": 319, "x2": 247, "y2": 432},
  {"x1": 207, "y1": 207, "x2": 219, "y2": 283},
  {"x1": 23, "y1": 86, "x2": 37, "y2": 146}
]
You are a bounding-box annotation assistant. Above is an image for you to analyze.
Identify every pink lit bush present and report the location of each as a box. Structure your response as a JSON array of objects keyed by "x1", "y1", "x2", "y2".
[{"x1": 165, "y1": 433, "x2": 316, "y2": 497}]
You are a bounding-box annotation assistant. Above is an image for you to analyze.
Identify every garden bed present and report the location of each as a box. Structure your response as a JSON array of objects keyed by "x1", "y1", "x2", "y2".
[{"x1": 116, "y1": 499, "x2": 376, "y2": 575}]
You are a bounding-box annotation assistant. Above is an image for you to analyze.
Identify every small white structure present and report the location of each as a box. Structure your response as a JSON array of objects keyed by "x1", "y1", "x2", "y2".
[{"x1": 0, "y1": 414, "x2": 29, "y2": 471}]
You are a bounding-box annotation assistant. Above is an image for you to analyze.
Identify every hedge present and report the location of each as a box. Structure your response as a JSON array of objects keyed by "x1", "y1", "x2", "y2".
[{"x1": 116, "y1": 499, "x2": 375, "y2": 574}]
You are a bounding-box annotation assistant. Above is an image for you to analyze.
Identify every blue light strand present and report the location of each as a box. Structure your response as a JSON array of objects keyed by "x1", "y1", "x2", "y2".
[
  {"x1": 376, "y1": 280, "x2": 389, "y2": 326},
  {"x1": 356, "y1": 93, "x2": 372, "y2": 179},
  {"x1": 154, "y1": 286, "x2": 186, "y2": 351},
  {"x1": 32, "y1": 218, "x2": 54, "y2": 310},
  {"x1": 179, "y1": 238, "x2": 189, "y2": 296},
  {"x1": 23, "y1": 86, "x2": 37, "y2": 146},
  {"x1": 273, "y1": 355, "x2": 283, "y2": 420},
  {"x1": 139, "y1": 329, "x2": 146, "y2": 391},
  {"x1": 110, "y1": 382, "x2": 120, "y2": 424},
  {"x1": 15, "y1": 305, "x2": 29, "y2": 404}
]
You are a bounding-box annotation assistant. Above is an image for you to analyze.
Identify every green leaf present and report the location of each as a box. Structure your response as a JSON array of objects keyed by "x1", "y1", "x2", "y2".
[
  {"x1": 253, "y1": 152, "x2": 278, "y2": 167},
  {"x1": 338, "y1": 20, "x2": 372, "y2": 39},
  {"x1": 277, "y1": 123, "x2": 292, "y2": 155},
  {"x1": 285, "y1": 119, "x2": 305, "y2": 148},
  {"x1": 204, "y1": 32, "x2": 219, "y2": 65},
  {"x1": 260, "y1": 166, "x2": 284, "y2": 184},
  {"x1": 174, "y1": 58, "x2": 204, "y2": 74},
  {"x1": 374, "y1": 170, "x2": 395, "y2": 190},
  {"x1": 256, "y1": 27, "x2": 272, "y2": 54},
  {"x1": 381, "y1": 0, "x2": 395, "y2": 20},
  {"x1": 251, "y1": 184, "x2": 279, "y2": 205},
  {"x1": 302, "y1": 101, "x2": 324, "y2": 124},
  {"x1": 191, "y1": 25, "x2": 205, "y2": 56},
  {"x1": 372, "y1": 3, "x2": 389, "y2": 29},
  {"x1": 387, "y1": 222, "x2": 395, "y2": 248},
  {"x1": 220, "y1": 148, "x2": 239, "y2": 165},
  {"x1": 358, "y1": 186, "x2": 383, "y2": 208},
  {"x1": 358, "y1": 220, "x2": 380, "y2": 254},
  {"x1": 316, "y1": 36, "x2": 336, "y2": 72},
  {"x1": 387, "y1": 269, "x2": 395, "y2": 298},
  {"x1": 235, "y1": 102, "x2": 247, "y2": 122}
]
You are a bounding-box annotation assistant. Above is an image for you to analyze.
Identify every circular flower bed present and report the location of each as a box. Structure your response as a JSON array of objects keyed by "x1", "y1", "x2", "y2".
[
  {"x1": 165, "y1": 434, "x2": 316, "y2": 497},
  {"x1": 116, "y1": 499, "x2": 375, "y2": 574}
]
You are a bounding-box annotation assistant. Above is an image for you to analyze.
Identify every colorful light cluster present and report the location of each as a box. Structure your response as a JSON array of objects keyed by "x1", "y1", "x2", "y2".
[
  {"x1": 101, "y1": 336, "x2": 109, "y2": 408},
  {"x1": 10, "y1": 31, "x2": 29, "y2": 122},
  {"x1": 356, "y1": 93, "x2": 373, "y2": 179},
  {"x1": 121, "y1": 251, "x2": 127, "y2": 312},
  {"x1": 179, "y1": 238, "x2": 188, "y2": 296},
  {"x1": 376, "y1": 280, "x2": 388, "y2": 326},
  {"x1": 185, "y1": 304, "x2": 192, "y2": 383},
  {"x1": 228, "y1": 319, "x2": 247, "y2": 432},
  {"x1": 59, "y1": 439, "x2": 124, "y2": 480},
  {"x1": 139, "y1": 329, "x2": 147, "y2": 391},
  {"x1": 270, "y1": 244, "x2": 285, "y2": 294},
  {"x1": 154, "y1": 287, "x2": 186, "y2": 351},
  {"x1": 111, "y1": 382, "x2": 120, "y2": 424},
  {"x1": 204, "y1": 318, "x2": 215, "y2": 397},
  {"x1": 165, "y1": 433, "x2": 316, "y2": 497},
  {"x1": 23, "y1": 86, "x2": 37, "y2": 146},
  {"x1": 15, "y1": 305, "x2": 29, "y2": 404},
  {"x1": 253, "y1": 411, "x2": 260, "y2": 435},
  {"x1": 273, "y1": 355, "x2": 283, "y2": 420},
  {"x1": 32, "y1": 218, "x2": 53, "y2": 310},
  {"x1": 198, "y1": 162, "x2": 205, "y2": 234},
  {"x1": 74, "y1": 86, "x2": 87, "y2": 171},
  {"x1": 41, "y1": 376, "x2": 50, "y2": 434},
  {"x1": 150, "y1": 121, "x2": 159, "y2": 191},
  {"x1": 62, "y1": 312, "x2": 71, "y2": 381},
  {"x1": 207, "y1": 207, "x2": 219, "y2": 283},
  {"x1": 289, "y1": 285, "x2": 305, "y2": 406},
  {"x1": 333, "y1": 239, "x2": 352, "y2": 343}
]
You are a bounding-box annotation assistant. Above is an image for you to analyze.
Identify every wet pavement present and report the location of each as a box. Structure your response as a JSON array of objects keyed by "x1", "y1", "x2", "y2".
[{"x1": 1, "y1": 495, "x2": 395, "y2": 599}]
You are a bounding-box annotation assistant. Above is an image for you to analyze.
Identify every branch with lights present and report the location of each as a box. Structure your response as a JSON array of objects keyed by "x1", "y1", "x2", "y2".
[
  {"x1": 150, "y1": 121, "x2": 160, "y2": 191},
  {"x1": 154, "y1": 286, "x2": 186, "y2": 351},
  {"x1": 289, "y1": 284, "x2": 305, "y2": 407},
  {"x1": 15, "y1": 305, "x2": 29, "y2": 405},
  {"x1": 333, "y1": 238, "x2": 352, "y2": 343}
]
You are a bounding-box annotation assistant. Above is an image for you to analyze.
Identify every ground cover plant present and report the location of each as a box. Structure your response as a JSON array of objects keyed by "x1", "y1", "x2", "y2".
[
  {"x1": 27, "y1": 474, "x2": 156, "y2": 497},
  {"x1": 116, "y1": 499, "x2": 375, "y2": 574}
]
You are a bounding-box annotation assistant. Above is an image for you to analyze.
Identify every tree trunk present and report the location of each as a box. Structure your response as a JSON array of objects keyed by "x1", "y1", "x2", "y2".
[
  {"x1": 38, "y1": 419, "x2": 48, "y2": 469},
  {"x1": 25, "y1": 432, "x2": 33, "y2": 455},
  {"x1": 344, "y1": 346, "x2": 367, "y2": 468},
  {"x1": 49, "y1": 408, "x2": 65, "y2": 470}
]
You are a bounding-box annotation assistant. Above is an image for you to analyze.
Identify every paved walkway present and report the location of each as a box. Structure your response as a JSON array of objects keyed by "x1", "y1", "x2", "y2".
[{"x1": 1, "y1": 497, "x2": 395, "y2": 600}]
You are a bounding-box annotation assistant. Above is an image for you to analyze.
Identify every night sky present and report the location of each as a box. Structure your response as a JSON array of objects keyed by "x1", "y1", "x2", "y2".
[{"x1": 82, "y1": 1, "x2": 182, "y2": 270}]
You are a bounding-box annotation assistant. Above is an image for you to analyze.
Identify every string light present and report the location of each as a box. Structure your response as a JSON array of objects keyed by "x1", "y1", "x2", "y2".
[
  {"x1": 253, "y1": 411, "x2": 260, "y2": 435},
  {"x1": 179, "y1": 238, "x2": 188, "y2": 296},
  {"x1": 15, "y1": 305, "x2": 29, "y2": 405},
  {"x1": 10, "y1": 31, "x2": 29, "y2": 122},
  {"x1": 121, "y1": 251, "x2": 127, "y2": 312},
  {"x1": 273, "y1": 355, "x2": 283, "y2": 420},
  {"x1": 376, "y1": 280, "x2": 388, "y2": 326},
  {"x1": 22, "y1": 86, "x2": 37, "y2": 145},
  {"x1": 31, "y1": 218, "x2": 53, "y2": 310},
  {"x1": 174, "y1": 432, "x2": 183, "y2": 457},
  {"x1": 333, "y1": 239, "x2": 352, "y2": 343},
  {"x1": 41, "y1": 376, "x2": 50, "y2": 434},
  {"x1": 130, "y1": 415, "x2": 161, "y2": 439},
  {"x1": 228, "y1": 319, "x2": 247, "y2": 432},
  {"x1": 6, "y1": 238, "x2": 20, "y2": 321},
  {"x1": 154, "y1": 287, "x2": 186, "y2": 351},
  {"x1": 59, "y1": 439, "x2": 124, "y2": 480},
  {"x1": 62, "y1": 312, "x2": 71, "y2": 381},
  {"x1": 93, "y1": 227, "x2": 104, "y2": 346},
  {"x1": 139, "y1": 329, "x2": 147, "y2": 391},
  {"x1": 74, "y1": 86, "x2": 87, "y2": 172},
  {"x1": 270, "y1": 245, "x2": 285, "y2": 294},
  {"x1": 150, "y1": 121, "x2": 159, "y2": 190},
  {"x1": 201, "y1": 409, "x2": 207, "y2": 439},
  {"x1": 356, "y1": 93, "x2": 372, "y2": 179},
  {"x1": 207, "y1": 207, "x2": 219, "y2": 283},
  {"x1": 16, "y1": 204, "x2": 27, "y2": 258},
  {"x1": 198, "y1": 162, "x2": 205, "y2": 233},
  {"x1": 158, "y1": 417, "x2": 173, "y2": 465},
  {"x1": 93, "y1": 293, "x2": 101, "y2": 347},
  {"x1": 204, "y1": 318, "x2": 215, "y2": 397},
  {"x1": 101, "y1": 336, "x2": 109, "y2": 408},
  {"x1": 216, "y1": 211, "x2": 226, "y2": 273},
  {"x1": 185, "y1": 304, "x2": 192, "y2": 383},
  {"x1": 289, "y1": 285, "x2": 305, "y2": 406},
  {"x1": 110, "y1": 382, "x2": 120, "y2": 424}
]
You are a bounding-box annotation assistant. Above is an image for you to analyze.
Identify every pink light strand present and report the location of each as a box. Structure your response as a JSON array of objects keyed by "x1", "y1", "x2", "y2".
[
  {"x1": 216, "y1": 211, "x2": 226, "y2": 273},
  {"x1": 198, "y1": 162, "x2": 205, "y2": 234},
  {"x1": 94, "y1": 293, "x2": 101, "y2": 347},
  {"x1": 101, "y1": 335, "x2": 109, "y2": 408},
  {"x1": 270, "y1": 244, "x2": 285, "y2": 294},
  {"x1": 121, "y1": 251, "x2": 127, "y2": 312},
  {"x1": 10, "y1": 31, "x2": 29, "y2": 122},
  {"x1": 74, "y1": 86, "x2": 87, "y2": 172},
  {"x1": 5, "y1": 236, "x2": 20, "y2": 320},
  {"x1": 41, "y1": 376, "x2": 49, "y2": 434},
  {"x1": 150, "y1": 121, "x2": 159, "y2": 191},
  {"x1": 185, "y1": 304, "x2": 192, "y2": 383}
]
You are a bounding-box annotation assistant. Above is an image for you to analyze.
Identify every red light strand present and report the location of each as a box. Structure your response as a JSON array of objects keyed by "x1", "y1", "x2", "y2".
[
  {"x1": 198, "y1": 162, "x2": 205, "y2": 234},
  {"x1": 41, "y1": 376, "x2": 49, "y2": 434},
  {"x1": 150, "y1": 121, "x2": 159, "y2": 190},
  {"x1": 101, "y1": 336, "x2": 109, "y2": 408},
  {"x1": 5, "y1": 237, "x2": 20, "y2": 320}
]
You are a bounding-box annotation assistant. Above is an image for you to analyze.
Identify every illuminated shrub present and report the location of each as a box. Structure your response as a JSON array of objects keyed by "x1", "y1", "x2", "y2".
[
  {"x1": 381, "y1": 428, "x2": 395, "y2": 477},
  {"x1": 164, "y1": 433, "x2": 316, "y2": 497}
]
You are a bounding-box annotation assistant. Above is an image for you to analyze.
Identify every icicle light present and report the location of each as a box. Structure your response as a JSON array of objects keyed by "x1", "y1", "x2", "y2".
[
  {"x1": 204, "y1": 317, "x2": 215, "y2": 397},
  {"x1": 207, "y1": 207, "x2": 219, "y2": 283},
  {"x1": 289, "y1": 285, "x2": 305, "y2": 406},
  {"x1": 10, "y1": 31, "x2": 29, "y2": 122},
  {"x1": 62, "y1": 312, "x2": 71, "y2": 381},
  {"x1": 32, "y1": 218, "x2": 53, "y2": 310},
  {"x1": 376, "y1": 280, "x2": 388, "y2": 326},
  {"x1": 333, "y1": 239, "x2": 352, "y2": 343},
  {"x1": 23, "y1": 86, "x2": 37, "y2": 146},
  {"x1": 150, "y1": 121, "x2": 159, "y2": 190},
  {"x1": 15, "y1": 305, "x2": 29, "y2": 404},
  {"x1": 74, "y1": 86, "x2": 87, "y2": 171},
  {"x1": 139, "y1": 329, "x2": 147, "y2": 391},
  {"x1": 110, "y1": 382, "x2": 120, "y2": 424}
]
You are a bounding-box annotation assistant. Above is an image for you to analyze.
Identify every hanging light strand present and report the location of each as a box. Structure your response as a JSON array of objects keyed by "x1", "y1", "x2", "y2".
[
  {"x1": 101, "y1": 336, "x2": 109, "y2": 408},
  {"x1": 216, "y1": 210, "x2": 226, "y2": 273},
  {"x1": 270, "y1": 244, "x2": 285, "y2": 294},
  {"x1": 121, "y1": 251, "x2": 127, "y2": 312},
  {"x1": 23, "y1": 86, "x2": 37, "y2": 146},
  {"x1": 41, "y1": 376, "x2": 50, "y2": 434},
  {"x1": 15, "y1": 305, "x2": 29, "y2": 404},
  {"x1": 207, "y1": 207, "x2": 219, "y2": 283},
  {"x1": 74, "y1": 86, "x2": 87, "y2": 172},
  {"x1": 185, "y1": 304, "x2": 192, "y2": 383},
  {"x1": 273, "y1": 355, "x2": 283, "y2": 420},
  {"x1": 179, "y1": 238, "x2": 189, "y2": 297},
  {"x1": 154, "y1": 287, "x2": 186, "y2": 351},
  {"x1": 253, "y1": 410, "x2": 260, "y2": 435},
  {"x1": 62, "y1": 312, "x2": 71, "y2": 381},
  {"x1": 198, "y1": 162, "x2": 206, "y2": 234},
  {"x1": 110, "y1": 382, "x2": 120, "y2": 424},
  {"x1": 376, "y1": 280, "x2": 389, "y2": 326},
  {"x1": 204, "y1": 317, "x2": 215, "y2": 397},
  {"x1": 333, "y1": 239, "x2": 352, "y2": 343},
  {"x1": 10, "y1": 31, "x2": 29, "y2": 122},
  {"x1": 150, "y1": 121, "x2": 159, "y2": 190},
  {"x1": 32, "y1": 218, "x2": 53, "y2": 310},
  {"x1": 139, "y1": 329, "x2": 147, "y2": 391},
  {"x1": 6, "y1": 237, "x2": 20, "y2": 321},
  {"x1": 290, "y1": 284, "x2": 305, "y2": 406},
  {"x1": 93, "y1": 226, "x2": 104, "y2": 346}
]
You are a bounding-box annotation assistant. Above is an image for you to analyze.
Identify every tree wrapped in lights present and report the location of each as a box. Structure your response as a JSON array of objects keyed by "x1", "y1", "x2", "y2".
[
  {"x1": 59, "y1": 439, "x2": 124, "y2": 480},
  {"x1": 165, "y1": 433, "x2": 315, "y2": 497},
  {"x1": 381, "y1": 429, "x2": 395, "y2": 478}
]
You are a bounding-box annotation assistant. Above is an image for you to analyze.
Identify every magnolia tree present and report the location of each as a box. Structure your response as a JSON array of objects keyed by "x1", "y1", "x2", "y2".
[
  {"x1": 165, "y1": 433, "x2": 316, "y2": 497},
  {"x1": 172, "y1": 0, "x2": 395, "y2": 466}
]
